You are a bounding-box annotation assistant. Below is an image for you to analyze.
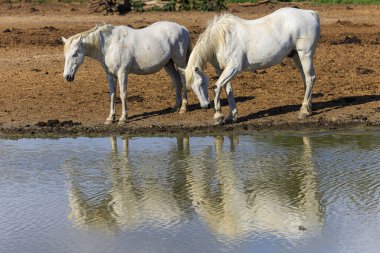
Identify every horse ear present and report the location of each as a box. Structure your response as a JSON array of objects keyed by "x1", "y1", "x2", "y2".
[{"x1": 61, "y1": 37, "x2": 67, "y2": 44}]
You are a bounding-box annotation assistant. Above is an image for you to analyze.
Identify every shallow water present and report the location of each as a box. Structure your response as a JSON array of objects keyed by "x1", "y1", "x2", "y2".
[{"x1": 1, "y1": 131, "x2": 380, "y2": 253}]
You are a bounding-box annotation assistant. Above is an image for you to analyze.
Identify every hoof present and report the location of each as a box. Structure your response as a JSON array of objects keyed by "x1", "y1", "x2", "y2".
[
  {"x1": 214, "y1": 115, "x2": 224, "y2": 126},
  {"x1": 104, "y1": 119, "x2": 114, "y2": 125},
  {"x1": 223, "y1": 117, "x2": 234, "y2": 125},
  {"x1": 298, "y1": 112, "x2": 310, "y2": 120},
  {"x1": 118, "y1": 119, "x2": 127, "y2": 125},
  {"x1": 179, "y1": 108, "x2": 187, "y2": 114},
  {"x1": 224, "y1": 113, "x2": 238, "y2": 124}
]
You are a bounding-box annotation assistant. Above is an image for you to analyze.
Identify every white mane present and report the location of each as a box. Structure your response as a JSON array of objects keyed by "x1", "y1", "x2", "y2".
[
  {"x1": 185, "y1": 14, "x2": 241, "y2": 85},
  {"x1": 64, "y1": 24, "x2": 115, "y2": 55}
]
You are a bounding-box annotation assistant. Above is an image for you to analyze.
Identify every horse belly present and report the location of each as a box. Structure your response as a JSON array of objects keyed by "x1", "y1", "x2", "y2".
[
  {"x1": 244, "y1": 32, "x2": 293, "y2": 71},
  {"x1": 130, "y1": 65, "x2": 166, "y2": 75},
  {"x1": 130, "y1": 49, "x2": 171, "y2": 75},
  {"x1": 245, "y1": 48, "x2": 290, "y2": 71}
]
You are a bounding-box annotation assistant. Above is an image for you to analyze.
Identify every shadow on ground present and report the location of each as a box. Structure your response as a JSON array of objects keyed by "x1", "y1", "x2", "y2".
[
  {"x1": 128, "y1": 96, "x2": 255, "y2": 122},
  {"x1": 237, "y1": 95, "x2": 380, "y2": 123}
]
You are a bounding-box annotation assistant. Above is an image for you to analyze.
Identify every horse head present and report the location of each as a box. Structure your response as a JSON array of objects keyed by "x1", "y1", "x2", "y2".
[
  {"x1": 62, "y1": 36, "x2": 85, "y2": 82},
  {"x1": 179, "y1": 66, "x2": 210, "y2": 109}
]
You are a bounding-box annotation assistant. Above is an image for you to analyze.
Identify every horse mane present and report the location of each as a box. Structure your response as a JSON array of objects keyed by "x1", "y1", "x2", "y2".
[
  {"x1": 185, "y1": 13, "x2": 241, "y2": 86},
  {"x1": 64, "y1": 24, "x2": 115, "y2": 55}
]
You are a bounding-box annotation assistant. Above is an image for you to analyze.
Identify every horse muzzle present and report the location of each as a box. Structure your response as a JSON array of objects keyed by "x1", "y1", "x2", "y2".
[{"x1": 64, "y1": 74, "x2": 75, "y2": 82}]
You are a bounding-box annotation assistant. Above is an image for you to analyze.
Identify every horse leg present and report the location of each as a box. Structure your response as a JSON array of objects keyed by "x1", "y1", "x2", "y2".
[
  {"x1": 297, "y1": 51, "x2": 316, "y2": 119},
  {"x1": 214, "y1": 68, "x2": 238, "y2": 124},
  {"x1": 213, "y1": 67, "x2": 238, "y2": 125},
  {"x1": 292, "y1": 52, "x2": 306, "y2": 87},
  {"x1": 164, "y1": 60, "x2": 186, "y2": 113},
  {"x1": 176, "y1": 62, "x2": 188, "y2": 114},
  {"x1": 105, "y1": 73, "x2": 116, "y2": 124},
  {"x1": 117, "y1": 71, "x2": 128, "y2": 124},
  {"x1": 178, "y1": 71, "x2": 188, "y2": 114},
  {"x1": 172, "y1": 50, "x2": 189, "y2": 114}
]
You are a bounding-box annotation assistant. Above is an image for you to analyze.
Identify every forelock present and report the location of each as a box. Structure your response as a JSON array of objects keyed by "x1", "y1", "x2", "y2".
[{"x1": 63, "y1": 35, "x2": 80, "y2": 54}]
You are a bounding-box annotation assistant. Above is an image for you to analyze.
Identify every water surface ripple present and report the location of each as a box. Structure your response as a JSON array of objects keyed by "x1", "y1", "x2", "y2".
[{"x1": 0, "y1": 132, "x2": 379, "y2": 253}]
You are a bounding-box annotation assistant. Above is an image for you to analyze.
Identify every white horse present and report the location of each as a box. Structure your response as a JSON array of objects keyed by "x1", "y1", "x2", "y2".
[
  {"x1": 179, "y1": 8, "x2": 320, "y2": 125},
  {"x1": 62, "y1": 22, "x2": 191, "y2": 124}
]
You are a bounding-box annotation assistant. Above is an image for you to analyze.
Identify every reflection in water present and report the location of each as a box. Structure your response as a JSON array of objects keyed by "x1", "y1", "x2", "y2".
[
  {"x1": 1, "y1": 132, "x2": 380, "y2": 253},
  {"x1": 187, "y1": 136, "x2": 323, "y2": 242},
  {"x1": 66, "y1": 136, "x2": 192, "y2": 232},
  {"x1": 65, "y1": 135, "x2": 324, "y2": 242}
]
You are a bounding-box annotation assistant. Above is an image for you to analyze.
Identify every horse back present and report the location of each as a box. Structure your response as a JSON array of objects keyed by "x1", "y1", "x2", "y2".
[
  {"x1": 107, "y1": 22, "x2": 189, "y2": 74},
  {"x1": 225, "y1": 8, "x2": 320, "y2": 70}
]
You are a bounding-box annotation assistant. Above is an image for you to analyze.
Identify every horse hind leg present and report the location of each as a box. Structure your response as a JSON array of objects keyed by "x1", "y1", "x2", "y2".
[
  {"x1": 105, "y1": 73, "x2": 117, "y2": 124},
  {"x1": 178, "y1": 71, "x2": 188, "y2": 114},
  {"x1": 117, "y1": 71, "x2": 128, "y2": 124},
  {"x1": 292, "y1": 52, "x2": 306, "y2": 88},
  {"x1": 164, "y1": 60, "x2": 187, "y2": 113},
  {"x1": 176, "y1": 58, "x2": 188, "y2": 114},
  {"x1": 295, "y1": 50, "x2": 316, "y2": 119}
]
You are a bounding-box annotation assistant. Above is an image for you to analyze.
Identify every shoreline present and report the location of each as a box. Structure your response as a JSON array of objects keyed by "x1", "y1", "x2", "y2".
[{"x1": 1, "y1": 119, "x2": 379, "y2": 138}]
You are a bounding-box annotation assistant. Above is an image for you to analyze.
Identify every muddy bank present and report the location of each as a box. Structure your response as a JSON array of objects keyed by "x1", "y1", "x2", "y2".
[
  {"x1": 0, "y1": 3, "x2": 379, "y2": 137},
  {"x1": 1, "y1": 118, "x2": 379, "y2": 138}
]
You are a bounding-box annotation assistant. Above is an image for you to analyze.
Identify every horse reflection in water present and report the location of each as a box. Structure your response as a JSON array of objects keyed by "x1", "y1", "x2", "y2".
[
  {"x1": 65, "y1": 136, "x2": 192, "y2": 232},
  {"x1": 65, "y1": 135, "x2": 324, "y2": 240},
  {"x1": 107, "y1": 136, "x2": 192, "y2": 229},
  {"x1": 186, "y1": 136, "x2": 324, "y2": 241}
]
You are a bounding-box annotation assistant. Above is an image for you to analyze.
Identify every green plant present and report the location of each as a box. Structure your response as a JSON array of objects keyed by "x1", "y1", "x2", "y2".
[
  {"x1": 131, "y1": 0, "x2": 144, "y2": 12},
  {"x1": 179, "y1": 0, "x2": 198, "y2": 10},
  {"x1": 199, "y1": 0, "x2": 226, "y2": 11},
  {"x1": 163, "y1": 0, "x2": 176, "y2": 11}
]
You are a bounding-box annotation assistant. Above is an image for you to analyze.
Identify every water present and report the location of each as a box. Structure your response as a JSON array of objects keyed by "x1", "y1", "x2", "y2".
[{"x1": 0, "y1": 131, "x2": 379, "y2": 253}]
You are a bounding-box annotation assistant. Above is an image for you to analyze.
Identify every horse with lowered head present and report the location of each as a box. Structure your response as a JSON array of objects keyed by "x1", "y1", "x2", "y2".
[
  {"x1": 62, "y1": 22, "x2": 191, "y2": 124},
  {"x1": 179, "y1": 8, "x2": 320, "y2": 125}
]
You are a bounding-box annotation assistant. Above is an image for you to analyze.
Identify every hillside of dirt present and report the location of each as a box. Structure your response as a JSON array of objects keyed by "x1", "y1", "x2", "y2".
[{"x1": 0, "y1": 2, "x2": 379, "y2": 136}]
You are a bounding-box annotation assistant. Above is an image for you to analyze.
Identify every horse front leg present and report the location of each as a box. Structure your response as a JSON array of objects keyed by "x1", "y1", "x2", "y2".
[
  {"x1": 213, "y1": 67, "x2": 238, "y2": 125},
  {"x1": 214, "y1": 68, "x2": 238, "y2": 124},
  {"x1": 118, "y1": 71, "x2": 128, "y2": 124},
  {"x1": 105, "y1": 73, "x2": 116, "y2": 124},
  {"x1": 224, "y1": 82, "x2": 238, "y2": 123}
]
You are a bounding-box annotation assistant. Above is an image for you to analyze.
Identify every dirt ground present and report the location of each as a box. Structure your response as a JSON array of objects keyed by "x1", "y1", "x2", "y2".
[{"x1": 0, "y1": 2, "x2": 379, "y2": 136}]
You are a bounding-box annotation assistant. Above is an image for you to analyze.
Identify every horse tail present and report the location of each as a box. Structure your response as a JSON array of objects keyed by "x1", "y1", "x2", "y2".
[
  {"x1": 309, "y1": 10, "x2": 320, "y2": 24},
  {"x1": 309, "y1": 10, "x2": 321, "y2": 40}
]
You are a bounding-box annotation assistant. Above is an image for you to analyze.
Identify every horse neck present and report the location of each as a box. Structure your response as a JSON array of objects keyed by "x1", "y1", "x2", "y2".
[
  {"x1": 188, "y1": 30, "x2": 220, "y2": 71},
  {"x1": 82, "y1": 31, "x2": 105, "y2": 62},
  {"x1": 188, "y1": 44, "x2": 209, "y2": 70},
  {"x1": 187, "y1": 51, "x2": 203, "y2": 70}
]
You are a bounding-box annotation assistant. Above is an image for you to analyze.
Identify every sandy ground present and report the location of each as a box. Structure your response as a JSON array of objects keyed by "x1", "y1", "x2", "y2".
[{"x1": 0, "y1": 2, "x2": 379, "y2": 136}]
